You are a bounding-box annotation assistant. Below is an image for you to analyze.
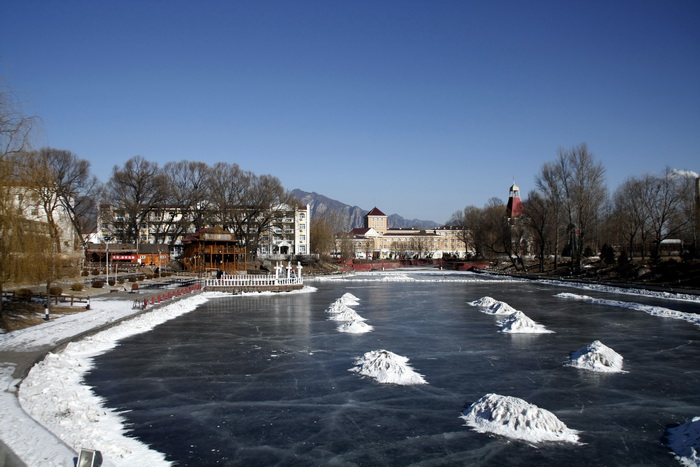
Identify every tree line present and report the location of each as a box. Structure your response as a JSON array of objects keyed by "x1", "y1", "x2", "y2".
[
  {"x1": 1, "y1": 87, "x2": 299, "y2": 303},
  {"x1": 449, "y1": 143, "x2": 698, "y2": 274}
]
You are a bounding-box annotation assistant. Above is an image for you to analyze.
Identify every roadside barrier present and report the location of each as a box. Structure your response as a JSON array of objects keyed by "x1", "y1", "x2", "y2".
[{"x1": 132, "y1": 283, "x2": 201, "y2": 310}]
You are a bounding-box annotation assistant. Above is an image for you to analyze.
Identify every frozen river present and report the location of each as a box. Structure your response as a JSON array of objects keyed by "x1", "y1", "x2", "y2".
[{"x1": 84, "y1": 270, "x2": 700, "y2": 465}]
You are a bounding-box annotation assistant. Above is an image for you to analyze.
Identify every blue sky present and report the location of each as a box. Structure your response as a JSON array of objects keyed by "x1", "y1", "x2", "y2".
[{"x1": 2, "y1": 1, "x2": 698, "y2": 224}]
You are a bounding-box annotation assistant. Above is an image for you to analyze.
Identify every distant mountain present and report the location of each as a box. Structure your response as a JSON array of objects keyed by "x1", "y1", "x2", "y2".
[{"x1": 291, "y1": 189, "x2": 440, "y2": 230}]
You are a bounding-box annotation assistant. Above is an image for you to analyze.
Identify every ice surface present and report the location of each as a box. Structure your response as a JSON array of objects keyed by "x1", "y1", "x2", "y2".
[
  {"x1": 497, "y1": 310, "x2": 554, "y2": 334},
  {"x1": 564, "y1": 340, "x2": 626, "y2": 373},
  {"x1": 461, "y1": 393, "x2": 580, "y2": 444},
  {"x1": 468, "y1": 296, "x2": 518, "y2": 315},
  {"x1": 16, "y1": 294, "x2": 211, "y2": 466},
  {"x1": 337, "y1": 320, "x2": 373, "y2": 334},
  {"x1": 349, "y1": 349, "x2": 427, "y2": 385},
  {"x1": 666, "y1": 416, "x2": 700, "y2": 466},
  {"x1": 4, "y1": 269, "x2": 700, "y2": 465}
]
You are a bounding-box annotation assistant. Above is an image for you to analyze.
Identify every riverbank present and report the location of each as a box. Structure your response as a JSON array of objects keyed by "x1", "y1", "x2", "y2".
[{"x1": 0, "y1": 288, "x2": 205, "y2": 466}]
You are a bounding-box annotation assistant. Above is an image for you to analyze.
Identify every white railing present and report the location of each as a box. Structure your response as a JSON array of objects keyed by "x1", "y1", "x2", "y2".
[{"x1": 204, "y1": 274, "x2": 302, "y2": 288}]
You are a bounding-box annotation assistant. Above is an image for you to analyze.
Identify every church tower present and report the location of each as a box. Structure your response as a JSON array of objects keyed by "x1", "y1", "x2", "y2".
[{"x1": 506, "y1": 183, "x2": 525, "y2": 219}]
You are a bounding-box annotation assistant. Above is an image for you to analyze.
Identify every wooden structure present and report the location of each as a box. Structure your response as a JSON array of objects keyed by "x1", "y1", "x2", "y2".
[{"x1": 182, "y1": 226, "x2": 247, "y2": 273}]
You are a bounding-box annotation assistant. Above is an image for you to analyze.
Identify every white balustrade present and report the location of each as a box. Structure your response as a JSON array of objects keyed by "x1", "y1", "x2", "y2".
[{"x1": 204, "y1": 274, "x2": 303, "y2": 289}]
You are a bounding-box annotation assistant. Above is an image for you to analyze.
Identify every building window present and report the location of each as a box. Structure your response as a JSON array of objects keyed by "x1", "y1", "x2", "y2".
[{"x1": 300, "y1": 235, "x2": 306, "y2": 242}]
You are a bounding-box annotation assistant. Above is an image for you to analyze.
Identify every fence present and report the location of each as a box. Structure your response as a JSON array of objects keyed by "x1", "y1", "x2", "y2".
[
  {"x1": 134, "y1": 283, "x2": 202, "y2": 310},
  {"x1": 204, "y1": 274, "x2": 302, "y2": 289}
]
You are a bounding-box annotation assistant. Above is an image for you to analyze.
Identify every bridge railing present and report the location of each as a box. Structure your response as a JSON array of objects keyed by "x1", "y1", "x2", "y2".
[{"x1": 204, "y1": 274, "x2": 303, "y2": 288}]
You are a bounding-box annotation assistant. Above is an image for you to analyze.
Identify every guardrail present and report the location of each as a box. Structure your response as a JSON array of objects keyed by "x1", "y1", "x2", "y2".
[
  {"x1": 204, "y1": 275, "x2": 302, "y2": 288},
  {"x1": 134, "y1": 283, "x2": 202, "y2": 310}
]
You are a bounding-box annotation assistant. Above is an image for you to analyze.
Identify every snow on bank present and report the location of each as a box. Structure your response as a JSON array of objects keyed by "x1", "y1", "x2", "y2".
[
  {"x1": 313, "y1": 269, "x2": 523, "y2": 283},
  {"x1": 17, "y1": 294, "x2": 211, "y2": 466},
  {"x1": 0, "y1": 299, "x2": 141, "y2": 352},
  {"x1": 564, "y1": 340, "x2": 627, "y2": 373},
  {"x1": 468, "y1": 296, "x2": 518, "y2": 315},
  {"x1": 556, "y1": 292, "x2": 700, "y2": 327},
  {"x1": 349, "y1": 350, "x2": 427, "y2": 385},
  {"x1": 666, "y1": 417, "x2": 700, "y2": 466},
  {"x1": 461, "y1": 393, "x2": 580, "y2": 444}
]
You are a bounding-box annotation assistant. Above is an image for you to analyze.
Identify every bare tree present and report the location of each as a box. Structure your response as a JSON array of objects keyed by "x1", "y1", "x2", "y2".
[
  {"x1": 0, "y1": 88, "x2": 36, "y2": 158},
  {"x1": 311, "y1": 210, "x2": 346, "y2": 257},
  {"x1": 106, "y1": 156, "x2": 168, "y2": 244},
  {"x1": 523, "y1": 190, "x2": 555, "y2": 272},
  {"x1": 448, "y1": 206, "x2": 477, "y2": 258},
  {"x1": 159, "y1": 160, "x2": 212, "y2": 245},
  {"x1": 18, "y1": 148, "x2": 101, "y2": 251},
  {"x1": 537, "y1": 144, "x2": 607, "y2": 274},
  {"x1": 612, "y1": 176, "x2": 650, "y2": 258},
  {"x1": 642, "y1": 168, "x2": 694, "y2": 257},
  {"x1": 0, "y1": 88, "x2": 40, "y2": 311}
]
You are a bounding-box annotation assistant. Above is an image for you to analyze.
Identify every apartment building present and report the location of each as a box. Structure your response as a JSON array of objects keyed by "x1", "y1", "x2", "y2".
[{"x1": 96, "y1": 203, "x2": 310, "y2": 260}]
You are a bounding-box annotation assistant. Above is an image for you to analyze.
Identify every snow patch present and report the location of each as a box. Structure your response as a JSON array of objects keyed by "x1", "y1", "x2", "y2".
[
  {"x1": 339, "y1": 292, "x2": 360, "y2": 306},
  {"x1": 556, "y1": 292, "x2": 700, "y2": 327},
  {"x1": 337, "y1": 320, "x2": 373, "y2": 334},
  {"x1": 461, "y1": 393, "x2": 580, "y2": 444},
  {"x1": 349, "y1": 350, "x2": 427, "y2": 385},
  {"x1": 564, "y1": 340, "x2": 627, "y2": 373},
  {"x1": 469, "y1": 296, "x2": 518, "y2": 315},
  {"x1": 497, "y1": 311, "x2": 554, "y2": 334},
  {"x1": 666, "y1": 416, "x2": 700, "y2": 466},
  {"x1": 327, "y1": 307, "x2": 366, "y2": 322}
]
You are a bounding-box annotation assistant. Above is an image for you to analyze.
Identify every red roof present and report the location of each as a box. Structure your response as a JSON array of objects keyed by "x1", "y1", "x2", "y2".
[{"x1": 367, "y1": 207, "x2": 386, "y2": 216}]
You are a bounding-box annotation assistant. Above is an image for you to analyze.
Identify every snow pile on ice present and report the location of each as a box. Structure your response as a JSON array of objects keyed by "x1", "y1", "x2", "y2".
[
  {"x1": 326, "y1": 301, "x2": 356, "y2": 315},
  {"x1": 461, "y1": 393, "x2": 580, "y2": 444},
  {"x1": 337, "y1": 320, "x2": 373, "y2": 334},
  {"x1": 328, "y1": 307, "x2": 366, "y2": 322},
  {"x1": 556, "y1": 293, "x2": 700, "y2": 327},
  {"x1": 339, "y1": 292, "x2": 360, "y2": 306},
  {"x1": 564, "y1": 340, "x2": 627, "y2": 373},
  {"x1": 349, "y1": 350, "x2": 427, "y2": 385},
  {"x1": 468, "y1": 296, "x2": 518, "y2": 315},
  {"x1": 497, "y1": 311, "x2": 554, "y2": 334},
  {"x1": 665, "y1": 416, "x2": 700, "y2": 466},
  {"x1": 327, "y1": 294, "x2": 372, "y2": 332}
]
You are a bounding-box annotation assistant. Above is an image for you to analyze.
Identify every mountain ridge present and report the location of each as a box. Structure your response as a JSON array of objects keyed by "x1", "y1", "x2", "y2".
[{"x1": 291, "y1": 189, "x2": 440, "y2": 230}]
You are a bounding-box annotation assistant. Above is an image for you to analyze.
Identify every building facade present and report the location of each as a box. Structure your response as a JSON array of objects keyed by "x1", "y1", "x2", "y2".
[
  {"x1": 340, "y1": 207, "x2": 471, "y2": 260},
  {"x1": 96, "y1": 203, "x2": 311, "y2": 261}
]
